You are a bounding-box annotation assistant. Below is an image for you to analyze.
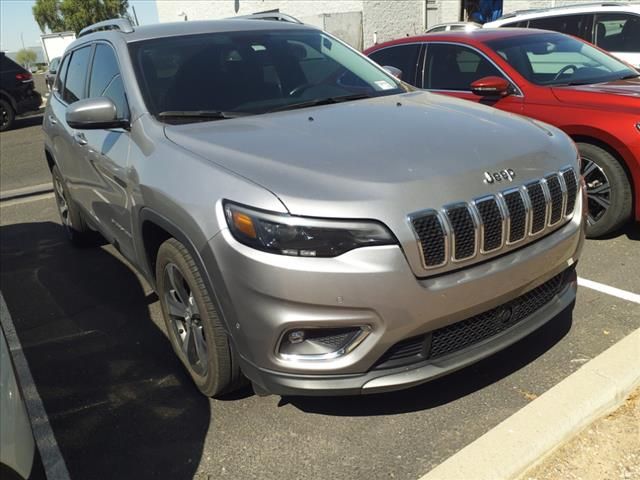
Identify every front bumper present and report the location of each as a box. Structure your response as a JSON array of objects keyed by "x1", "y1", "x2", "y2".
[{"x1": 205, "y1": 198, "x2": 584, "y2": 396}]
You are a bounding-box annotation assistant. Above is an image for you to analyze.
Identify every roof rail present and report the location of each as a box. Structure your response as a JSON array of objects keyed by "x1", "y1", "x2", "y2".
[
  {"x1": 498, "y1": 2, "x2": 632, "y2": 19},
  {"x1": 78, "y1": 18, "x2": 134, "y2": 38},
  {"x1": 232, "y1": 12, "x2": 303, "y2": 24}
]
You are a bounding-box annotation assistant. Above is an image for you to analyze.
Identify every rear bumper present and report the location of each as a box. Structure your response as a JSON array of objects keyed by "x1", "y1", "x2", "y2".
[
  {"x1": 238, "y1": 267, "x2": 577, "y2": 395},
  {"x1": 15, "y1": 91, "x2": 41, "y2": 115}
]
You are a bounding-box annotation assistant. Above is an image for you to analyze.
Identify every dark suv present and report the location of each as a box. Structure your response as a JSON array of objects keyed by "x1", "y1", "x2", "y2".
[{"x1": 0, "y1": 53, "x2": 42, "y2": 131}]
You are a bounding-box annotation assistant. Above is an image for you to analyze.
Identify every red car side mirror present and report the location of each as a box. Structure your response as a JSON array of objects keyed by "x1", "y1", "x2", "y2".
[{"x1": 470, "y1": 76, "x2": 511, "y2": 97}]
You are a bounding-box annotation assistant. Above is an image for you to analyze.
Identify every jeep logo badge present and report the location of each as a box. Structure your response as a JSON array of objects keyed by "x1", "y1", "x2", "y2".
[{"x1": 484, "y1": 169, "x2": 516, "y2": 184}]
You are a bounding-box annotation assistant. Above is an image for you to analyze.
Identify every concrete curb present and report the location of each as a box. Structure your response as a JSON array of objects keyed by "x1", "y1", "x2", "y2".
[
  {"x1": 419, "y1": 327, "x2": 640, "y2": 480},
  {"x1": 0, "y1": 183, "x2": 53, "y2": 201}
]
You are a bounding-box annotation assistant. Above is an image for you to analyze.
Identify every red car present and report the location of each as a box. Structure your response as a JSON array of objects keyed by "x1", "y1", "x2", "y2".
[{"x1": 365, "y1": 29, "x2": 640, "y2": 237}]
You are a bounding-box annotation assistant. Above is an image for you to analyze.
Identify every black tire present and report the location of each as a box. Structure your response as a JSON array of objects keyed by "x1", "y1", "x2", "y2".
[
  {"x1": 156, "y1": 238, "x2": 243, "y2": 397},
  {"x1": 51, "y1": 164, "x2": 97, "y2": 246},
  {"x1": 577, "y1": 142, "x2": 632, "y2": 238},
  {"x1": 0, "y1": 98, "x2": 15, "y2": 132}
]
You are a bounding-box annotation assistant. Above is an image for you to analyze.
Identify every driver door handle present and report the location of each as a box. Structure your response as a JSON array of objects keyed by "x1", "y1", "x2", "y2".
[
  {"x1": 48, "y1": 115, "x2": 57, "y2": 125},
  {"x1": 73, "y1": 132, "x2": 87, "y2": 146}
]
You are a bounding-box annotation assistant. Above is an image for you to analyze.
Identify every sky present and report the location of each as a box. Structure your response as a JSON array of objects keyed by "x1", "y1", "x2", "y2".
[{"x1": 0, "y1": 0, "x2": 159, "y2": 52}]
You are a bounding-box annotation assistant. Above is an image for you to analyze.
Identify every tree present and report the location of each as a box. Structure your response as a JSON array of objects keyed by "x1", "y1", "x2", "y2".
[
  {"x1": 16, "y1": 49, "x2": 37, "y2": 68},
  {"x1": 33, "y1": 0, "x2": 130, "y2": 34}
]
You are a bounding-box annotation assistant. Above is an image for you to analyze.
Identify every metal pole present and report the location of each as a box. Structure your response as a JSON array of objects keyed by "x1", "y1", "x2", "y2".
[{"x1": 131, "y1": 5, "x2": 140, "y2": 26}]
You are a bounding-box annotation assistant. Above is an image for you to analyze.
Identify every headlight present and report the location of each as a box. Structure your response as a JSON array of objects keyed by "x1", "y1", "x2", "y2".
[{"x1": 224, "y1": 201, "x2": 396, "y2": 257}]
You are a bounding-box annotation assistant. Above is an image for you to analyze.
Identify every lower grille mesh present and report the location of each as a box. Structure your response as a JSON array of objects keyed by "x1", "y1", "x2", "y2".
[{"x1": 373, "y1": 269, "x2": 571, "y2": 370}]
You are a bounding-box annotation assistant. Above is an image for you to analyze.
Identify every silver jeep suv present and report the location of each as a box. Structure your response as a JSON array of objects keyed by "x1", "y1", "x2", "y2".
[{"x1": 43, "y1": 16, "x2": 585, "y2": 397}]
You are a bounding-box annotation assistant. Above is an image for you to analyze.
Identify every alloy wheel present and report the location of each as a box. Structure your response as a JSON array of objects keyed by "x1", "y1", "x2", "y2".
[
  {"x1": 53, "y1": 174, "x2": 71, "y2": 230},
  {"x1": 0, "y1": 105, "x2": 8, "y2": 129},
  {"x1": 581, "y1": 157, "x2": 611, "y2": 226},
  {"x1": 163, "y1": 263, "x2": 209, "y2": 377}
]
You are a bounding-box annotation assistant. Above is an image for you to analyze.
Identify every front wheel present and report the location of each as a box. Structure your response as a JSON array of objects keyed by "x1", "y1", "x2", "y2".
[
  {"x1": 577, "y1": 142, "x2": 632, "y2": 238},
  {"x1": 156, "y1": 238, "x2": 243, "y2": 397}
]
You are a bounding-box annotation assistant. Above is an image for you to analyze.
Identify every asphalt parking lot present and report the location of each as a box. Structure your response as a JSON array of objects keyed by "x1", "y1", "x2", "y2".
[{"x1": 0, "y1": 121, "x2": 639, "y2": 480}]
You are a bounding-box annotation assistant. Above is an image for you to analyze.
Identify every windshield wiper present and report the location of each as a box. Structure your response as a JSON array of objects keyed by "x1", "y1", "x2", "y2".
[
  {"x1": 618, "y1": 73, "x2": 640, "y2": 80},
  {"x1": 158, "y1": 110, "x2": 251, "y2": 122},
  {"x1": 267, "y1": 93, "x2": 375, "y2": 113}
]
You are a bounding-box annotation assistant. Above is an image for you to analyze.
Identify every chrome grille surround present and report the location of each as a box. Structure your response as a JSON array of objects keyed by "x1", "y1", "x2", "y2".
[{"x1": 409, "y1": 166, "x2": 578, "y2": 273}]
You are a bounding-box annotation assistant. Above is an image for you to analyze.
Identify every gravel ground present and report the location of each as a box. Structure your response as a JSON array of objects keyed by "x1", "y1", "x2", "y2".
[{"x1": 522, "y1": 387, "x2": 640, "y2": 480}]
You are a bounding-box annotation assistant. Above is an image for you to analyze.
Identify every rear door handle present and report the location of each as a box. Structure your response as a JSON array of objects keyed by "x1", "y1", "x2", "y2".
[
  {"x1": 48, "y1": 115, "x2": 57, "y2": 125},
  {"x1": 73, "y1": 133, "x2": 87, "y2": 146}
]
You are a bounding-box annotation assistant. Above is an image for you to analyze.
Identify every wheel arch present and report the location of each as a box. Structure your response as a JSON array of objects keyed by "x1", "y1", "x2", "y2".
[
  {"x1": 569, "y1": 133, "x2": 637, "y2": 220},
  {"x1": 138, "y1": 208, "x2": 245, "y2": 364},
  {"x1": 0, "y1": 90, "x2": 17, "y2": 111}
]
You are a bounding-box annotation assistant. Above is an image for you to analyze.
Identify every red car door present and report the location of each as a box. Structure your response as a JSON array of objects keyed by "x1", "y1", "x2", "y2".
[{"x1": 421, "y1": 42, "x2": 524, "y2": 115}]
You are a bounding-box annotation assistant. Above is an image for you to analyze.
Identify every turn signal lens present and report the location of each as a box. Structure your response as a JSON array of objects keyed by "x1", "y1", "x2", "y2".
[{"x1": 231, "y1": 211, "x2": 257, "y2": 238}]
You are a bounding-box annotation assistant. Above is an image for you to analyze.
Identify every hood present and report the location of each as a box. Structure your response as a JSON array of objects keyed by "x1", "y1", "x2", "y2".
[
  {"x1": 551, "y1": 77, "x2": 640, "y2": 112},
  {"x1": 164, "y1": 91, "x2": 576, "y2": 220}
]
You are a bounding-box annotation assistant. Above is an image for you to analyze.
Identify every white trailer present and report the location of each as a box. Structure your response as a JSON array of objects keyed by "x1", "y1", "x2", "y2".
[{"x1": 40, "y1": 31, "x2": 76, "y2": 64}]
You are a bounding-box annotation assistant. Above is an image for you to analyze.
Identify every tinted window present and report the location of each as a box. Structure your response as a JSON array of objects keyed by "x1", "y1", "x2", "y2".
[
  {"x1": 63, "y1": 46, "x2": 91, "y2": 104},
  {"x1": 528, "y1": 14, "x2": 591, "y2": 40},
  {"x1": 424, "y1": 43, "x2": 503, "y2": 90},
  {"x1": 487, "y1": 32, "x2": 636, "y2": 86},
  {"x1": 368, "y1": 44, "x2": 421, "y2": 85},
  {"x1": 55, "y1": 54, "x2": 70, "y2": 93},
  {"x1": 502, "y1": 21, "x2": 529, "y2": 28},
  {"x1": 595, "y1": 13, "x2": 640, "y2": 53},
  {"x1": 49, "y1": 57, "x2": 60, "y2": 72},
  {"x1": 129, "y1": 30, "x2": 403, "y2": 119},
  {"x1": 88, "y1": 44, "x2": 128, "y2": 117}
]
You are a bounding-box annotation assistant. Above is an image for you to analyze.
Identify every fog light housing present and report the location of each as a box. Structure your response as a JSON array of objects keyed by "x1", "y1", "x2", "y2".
[{"x1": 278, "y1": 327, "x2": 371, "y2": 361}]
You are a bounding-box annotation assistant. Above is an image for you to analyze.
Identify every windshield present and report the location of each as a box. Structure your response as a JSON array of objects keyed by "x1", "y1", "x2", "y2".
[
  {"x1": 129, "y1": 29, "x2": 404, "y2": 121},
  {"x1": 486, "y1": 32, "x2": 638, "y2": 86}
]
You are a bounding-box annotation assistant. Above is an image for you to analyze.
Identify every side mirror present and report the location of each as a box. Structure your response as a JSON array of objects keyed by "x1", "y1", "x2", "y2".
[
  {"x1": 470, "y1": 76, "x2": 511, "y2": 97},
  {"x1": 383, "y1": 65, "x2": 403, "y2": 79},
  {"x1": 66, "y1": 97, "x2": 128, "y2": 130}
]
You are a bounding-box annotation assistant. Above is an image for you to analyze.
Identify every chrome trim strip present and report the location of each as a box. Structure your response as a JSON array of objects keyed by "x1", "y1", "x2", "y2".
[
  {"x1": 540, "y1": 177, "x2": 552, "y2": 229},
  {"x1": 276, "y1": 326, "x2": 372, "y2": 362}
]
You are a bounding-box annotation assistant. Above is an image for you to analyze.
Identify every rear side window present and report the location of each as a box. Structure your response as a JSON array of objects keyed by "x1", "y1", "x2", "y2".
[
  {"x1": 595, "y1": 13, "x2": 640, "y2": 52},
  {"x1": 528, "y1": 14, "x2": 592, "y2": 41},
  {"x1": 501, "y1": 21, "x2": 528, "y2": 28},
  {"x1": 55, "y1": 55, "x2": 70, "y2": 93},
  {"x1": 88, "y1": 44, "x2": 128, "y2": 117},
  {"x1": 63, "y1": 46, "x2": 92, "y2": 104},
  {"x1": 368, "y1": 44, "x2": 421, "y2": 85},
  {"x1": 424, "y1": 43, "x2": 503, "y2": 90}
]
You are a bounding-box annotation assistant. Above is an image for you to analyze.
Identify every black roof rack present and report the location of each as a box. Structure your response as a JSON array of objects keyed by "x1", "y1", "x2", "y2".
[
  {"x1": 232, "y1": 12, "x2": 303, "y2": 24},
  {"x1": 78, "y1": 18, "x2": 134, "y2": 38}
]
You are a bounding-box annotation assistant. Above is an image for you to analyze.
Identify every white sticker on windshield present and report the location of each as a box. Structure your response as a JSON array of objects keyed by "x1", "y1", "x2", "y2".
[{"x1": 375, "y1": 80, "x2": 394, "y2": 90}]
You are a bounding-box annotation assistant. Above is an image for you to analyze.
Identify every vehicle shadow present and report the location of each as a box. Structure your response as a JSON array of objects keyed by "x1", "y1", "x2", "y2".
[
  {"x1": 595, "y1": 221, "x2": 640, "y2": 241},
  {"x1": 0, "y1": 221, "x2": 209, "y2": 480},
  {"x1": 10, "y1": 113, "x2": 43, "y2": 130},
  {"x1": 285, "y1": 303, "x2": 573, "y2": 416}
]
